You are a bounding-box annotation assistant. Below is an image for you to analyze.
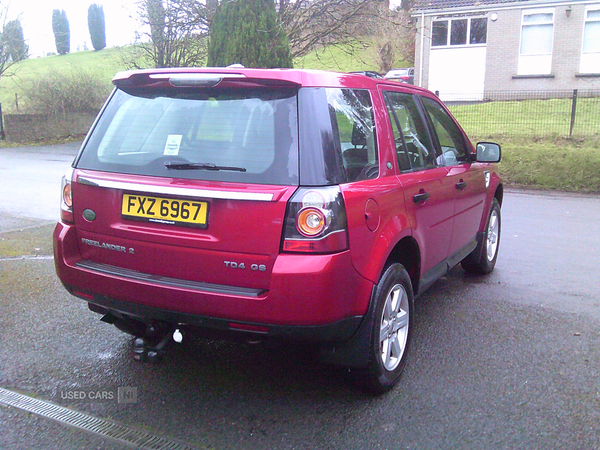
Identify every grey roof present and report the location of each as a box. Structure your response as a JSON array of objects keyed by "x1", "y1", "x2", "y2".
[{"x1": 413, "y1": 0, "x2": 533, "y2": 11}]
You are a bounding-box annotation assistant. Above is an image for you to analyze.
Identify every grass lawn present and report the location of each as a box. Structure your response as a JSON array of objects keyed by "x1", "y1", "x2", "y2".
[
  {"x1": 451, "y1": 97, "x2": 600, "y2": 193},
  {"x1": 494, "y1": 137, "x2": 600, "y2": 193},
  {"x1": 449, "y1": 97, "x2": 600, "y2": 139},
  {"x1": 294, "y1": 44, "x2": 378, "y2": 73}
]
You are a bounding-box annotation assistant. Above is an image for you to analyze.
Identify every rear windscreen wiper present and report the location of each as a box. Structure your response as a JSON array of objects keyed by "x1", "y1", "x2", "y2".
[{"x1": 164, "y1": 161, "x2": 246, "y2": 172}]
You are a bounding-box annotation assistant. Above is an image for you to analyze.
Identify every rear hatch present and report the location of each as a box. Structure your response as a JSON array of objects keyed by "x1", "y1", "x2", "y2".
[{"x1": 71, "y1": 73, "x2": 300, "y2": 292}]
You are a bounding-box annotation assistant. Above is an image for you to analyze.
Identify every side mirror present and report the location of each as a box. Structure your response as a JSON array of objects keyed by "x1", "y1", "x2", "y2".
[{"x1": 476, "y1": 142, "x2": 501, "y2": 163}]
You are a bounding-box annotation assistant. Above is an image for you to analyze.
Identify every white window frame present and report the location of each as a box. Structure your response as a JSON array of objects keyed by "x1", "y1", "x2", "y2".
[
  {"x1": 517, "y1": 8, "x2": 555, "y2": 75},
  {"x1": 580, "y1": 5, "x2": 600, "y2": 74},
  {"x1": 431, "y1": 16, "x2": 488, "y2": 48}
]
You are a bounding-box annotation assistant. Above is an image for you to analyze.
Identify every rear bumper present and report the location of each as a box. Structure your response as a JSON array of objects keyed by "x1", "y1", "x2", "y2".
[
  {"x1": 54, "y1": 222, "x2": 374, "y2": 342},
  {"x1": 82, "y1": 294, "x2": 364, "y2": 342}
]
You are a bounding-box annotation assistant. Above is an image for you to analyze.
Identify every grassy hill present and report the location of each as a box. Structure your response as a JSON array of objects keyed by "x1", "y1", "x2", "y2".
[
  {"x1": 0, "y1": 44, "x2": 384, "y2": 113},
  {"x1": 1, "y1": 47, "x2": 134, "y2": 113}
]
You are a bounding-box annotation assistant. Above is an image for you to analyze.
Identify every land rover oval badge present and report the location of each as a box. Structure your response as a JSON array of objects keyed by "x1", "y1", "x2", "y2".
[{"x1": 83, "y1": 209, "x2": 96, "y2": 221}]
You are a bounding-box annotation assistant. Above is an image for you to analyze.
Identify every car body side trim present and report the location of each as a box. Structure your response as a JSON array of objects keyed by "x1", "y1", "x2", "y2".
[
  {"x1": 417, "y1": 237, "x2": 478, "y2": 296},
  {"x1": 77, "y1": 176, "x2": 275, "y2": 202},
  {"x1": 75, "y1": 260, "x2": 266, "y2": 298}
]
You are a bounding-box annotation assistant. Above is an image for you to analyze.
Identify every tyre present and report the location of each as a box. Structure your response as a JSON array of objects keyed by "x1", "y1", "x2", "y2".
[
  {"x1": 462, "y1": 197, "x2": 501, "y2": 274},
  {"x1": 357, "y1": 263, "x2": 414, "y2": 394}
]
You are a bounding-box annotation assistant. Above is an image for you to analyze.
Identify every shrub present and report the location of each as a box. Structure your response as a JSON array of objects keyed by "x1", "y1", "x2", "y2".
[{"x1": 21, "y1": 68, "x2": 112, "y2": 114}]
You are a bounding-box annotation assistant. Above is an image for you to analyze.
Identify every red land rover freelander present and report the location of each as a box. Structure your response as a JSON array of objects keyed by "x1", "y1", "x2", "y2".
[{"x1": 53, "y1": 68, "x2": 502, "y2": 393}]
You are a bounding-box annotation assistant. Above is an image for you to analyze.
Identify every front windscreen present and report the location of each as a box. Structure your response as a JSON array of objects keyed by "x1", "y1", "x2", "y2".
[{"x1": 76, "y1": 86, "x2": 299, "y2": 185}]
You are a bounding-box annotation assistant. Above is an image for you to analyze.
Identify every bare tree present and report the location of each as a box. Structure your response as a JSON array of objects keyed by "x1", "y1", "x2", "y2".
[
  {"x1": 278, "y1": 0, "x2": 377, "y2": 59},
  {"x1": 132, "y1": 0, "x2": 210, "y2": 68},
  {"x1": 368, "y1": 4, "x2": 415, "y2": 73},
  {"x1": 400, "y1": 0, "x2": 413, "y2": 11}
]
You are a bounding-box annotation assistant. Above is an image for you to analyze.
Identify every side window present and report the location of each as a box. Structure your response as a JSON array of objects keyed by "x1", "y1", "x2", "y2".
[
  {"x1": 327, "y1": 88, "x2": 378, "y2": 181},
  {"x1": 384, "y1": 91, "x2": 436, "y2": 172},
  {"x1": 581, "y1": 7, "x2": 600, "y2": 73},
  {"x1": 420, "y1": 96, "x2": 469, "y2": 167},
  {"x1": 518, "y1": 9, "x2": 554, "y2": 75},
  {"x1": 432, "y1": 17, "x2": 487, "y2": 47}
]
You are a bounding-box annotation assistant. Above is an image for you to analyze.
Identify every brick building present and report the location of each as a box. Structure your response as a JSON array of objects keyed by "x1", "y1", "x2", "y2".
[{"x1": 412, "y1": 0, "x2": 600, "y2": 100}]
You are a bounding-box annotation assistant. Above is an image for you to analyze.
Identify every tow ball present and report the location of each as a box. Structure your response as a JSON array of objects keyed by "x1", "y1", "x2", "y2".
[{"x1": 133, "y1": 326, "x2": 184, "y2": 363}]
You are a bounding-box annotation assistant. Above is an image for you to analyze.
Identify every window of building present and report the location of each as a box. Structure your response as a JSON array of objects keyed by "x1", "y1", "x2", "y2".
[
  {"x1": 581, "y1": 7, "x2": 600, "y2": 73},
  {"x1": 432, "y1": 20, "x2": 449, "y2": 46},
  {"x1": 450, "y1": 19, "x2": 468, "y2": 45},
  {"x1": 431, "y1": 17, "x2": 487, "y2": 47},
  {"x1": 470, "y1": 18, "x2": 488, "y2": 44},
  {"x1": 518, "y1": 9, "x2": 554, "y2": 75}
]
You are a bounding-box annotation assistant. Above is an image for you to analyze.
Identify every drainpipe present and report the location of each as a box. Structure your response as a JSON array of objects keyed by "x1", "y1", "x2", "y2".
[{"x1": 419, "y1": 11, "x2": 425, "y2": 88}]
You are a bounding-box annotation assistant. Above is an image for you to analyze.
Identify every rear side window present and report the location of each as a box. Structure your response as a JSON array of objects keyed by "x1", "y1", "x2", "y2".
[
  {"x1": 298, "y1": 88, "x2": 377, "y2": 186},
  {"x1": 328, "y1": 89, "x2": 378, "y2": 182},
  {"x1": 76, "y1": 87, "x2": 299, "y2": 186}
]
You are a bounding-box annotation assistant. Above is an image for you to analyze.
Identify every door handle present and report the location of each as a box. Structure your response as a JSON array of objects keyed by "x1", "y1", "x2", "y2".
[
  {"x1": 413, "y1": 192, "x2": 430, "y2": 203},
  {"x1": 456, "y1": 181, "x2": 468, "y2": 190}
]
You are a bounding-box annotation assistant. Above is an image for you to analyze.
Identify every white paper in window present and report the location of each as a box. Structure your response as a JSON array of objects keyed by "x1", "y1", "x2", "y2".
[{"x1": 164, "y1": 135, "x2": 183, "y2": 156}]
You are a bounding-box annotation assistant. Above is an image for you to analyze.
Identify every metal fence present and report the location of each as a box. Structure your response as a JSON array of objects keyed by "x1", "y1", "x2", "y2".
[{"x1": 440, "y1": 90, "x2": 600, "y2": 138}]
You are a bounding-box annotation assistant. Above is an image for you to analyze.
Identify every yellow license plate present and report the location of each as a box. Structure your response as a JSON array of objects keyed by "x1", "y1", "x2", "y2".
[{"x1": 122, "y1": 194, "x2": 208, "y2": 228}]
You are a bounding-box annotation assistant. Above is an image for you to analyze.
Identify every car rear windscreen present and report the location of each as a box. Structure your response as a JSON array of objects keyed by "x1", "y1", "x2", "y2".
[{"x1": 76, "y1": 87, "x2": 299, "y2": 185}]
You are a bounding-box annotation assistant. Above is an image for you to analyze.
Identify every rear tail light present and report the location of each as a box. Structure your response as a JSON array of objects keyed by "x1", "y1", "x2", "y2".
[
  {"x1": 60, "y1": 168, "x2": 74, "y2": 223},
  {"x1": 282, "y1": 187, "x2": 348, "y2": 254},
  {"x1": 297, "y1": 207, "x2": 326, "y2": 236}
]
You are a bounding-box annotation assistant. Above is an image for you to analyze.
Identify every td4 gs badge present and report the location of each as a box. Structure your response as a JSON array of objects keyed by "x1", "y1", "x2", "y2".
[{"x1": 224, "y1": 261, "x2": 267, "y2": 272}]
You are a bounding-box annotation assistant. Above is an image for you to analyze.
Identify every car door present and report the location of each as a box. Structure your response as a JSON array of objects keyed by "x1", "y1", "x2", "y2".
[
  {"x1": 419, "y1": 95, "x2": 487, "y2": 258},
  {"x1": 382, "y1": 90, "x2": 455, "y2": 280}
]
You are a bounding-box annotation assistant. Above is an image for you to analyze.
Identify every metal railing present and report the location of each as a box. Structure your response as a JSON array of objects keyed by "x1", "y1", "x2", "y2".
[{"x1": 439, "y1": 90, "x2": 600, "y2": 138}]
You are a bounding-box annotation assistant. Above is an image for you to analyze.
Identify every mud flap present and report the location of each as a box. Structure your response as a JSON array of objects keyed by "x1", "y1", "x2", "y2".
[{"x1": 318, "y1": 286, "x2": 377, "y2": 368}]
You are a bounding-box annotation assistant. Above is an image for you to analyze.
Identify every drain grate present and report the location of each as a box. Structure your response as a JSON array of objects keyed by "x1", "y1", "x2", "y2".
[
  {"x1": 0, "y1": 255, "x2": 54, "y2": 262},
  {"x1": 0, "y1": 387, "x2": 200, "y2": 450}
]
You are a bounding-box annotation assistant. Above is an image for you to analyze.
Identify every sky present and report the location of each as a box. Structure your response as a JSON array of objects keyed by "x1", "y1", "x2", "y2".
[{"x1": 6, "y1": 0, "x2": 143, "y2": 57}]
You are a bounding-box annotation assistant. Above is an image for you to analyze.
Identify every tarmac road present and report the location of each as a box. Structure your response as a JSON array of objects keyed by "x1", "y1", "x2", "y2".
[
  {"x1": 1, "y1": 143, "x2": 599, "y2": 449},
  {"x1": 0, "y1": 141, "x2": 81, "y2": 226}
]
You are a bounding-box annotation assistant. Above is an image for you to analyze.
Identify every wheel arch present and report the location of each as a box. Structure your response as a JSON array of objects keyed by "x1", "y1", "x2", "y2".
[
  {"x1": 476, "y1": 178, "x2": 503, "y2": 233},
  {"x1": 384, "y1": 236, "x2": 421, "y2": 295},
  {"x1": 494, "y1": 183, "x2": 504, "y2": 207},
  {"x1": 319, "y1": 237, "x2": 420, "y2": 369}
]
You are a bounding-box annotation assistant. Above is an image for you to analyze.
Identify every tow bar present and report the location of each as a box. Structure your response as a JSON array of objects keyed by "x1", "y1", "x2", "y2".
[{"x1": 133, "y1": 326, "x2": 184, "y2": 364}]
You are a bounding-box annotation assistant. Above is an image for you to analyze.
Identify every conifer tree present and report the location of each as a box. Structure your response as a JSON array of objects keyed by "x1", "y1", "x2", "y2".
[
  {"x1": 88, "y1": 4, "x2": 107, "y2": 51},
  {"x1": 52, "y1": 9, "x2": 71, "y2": 55},
  {"x1": 208, "y1": 0, "x2": 292, "y2": 68},
  {"x1": 3, "y1": 19, "x2": 28, "y2": 62}
]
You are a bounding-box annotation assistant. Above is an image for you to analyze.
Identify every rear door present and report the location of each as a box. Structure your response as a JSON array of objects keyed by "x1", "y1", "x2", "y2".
[{"x1": 71, "y1": 83, "x2": 299, "y2": 293}]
